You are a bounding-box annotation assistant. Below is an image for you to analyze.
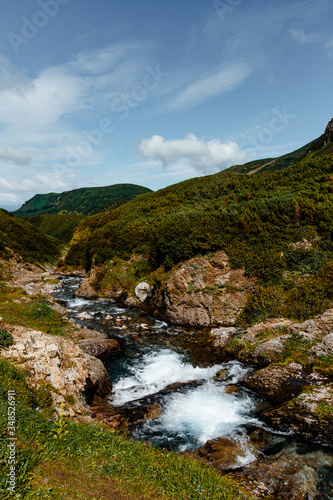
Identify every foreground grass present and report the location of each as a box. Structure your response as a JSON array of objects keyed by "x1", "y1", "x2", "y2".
[{"x1": 0, "y1": 359, "x2": 253, "y2": 500}]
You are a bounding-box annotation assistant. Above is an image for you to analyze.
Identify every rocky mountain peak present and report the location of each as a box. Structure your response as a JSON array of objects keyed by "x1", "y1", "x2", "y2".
[{"x1": 325, "y1": 118, "x2": 333, "y2": 135}]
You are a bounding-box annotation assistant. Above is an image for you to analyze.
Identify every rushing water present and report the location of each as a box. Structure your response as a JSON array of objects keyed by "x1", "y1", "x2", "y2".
[
  {"x1": 53, "y1": 276, "x2": 263, "y2": 460},
  {"x1": 52, "y1": 275, "x2": 333, "y2": 493}
]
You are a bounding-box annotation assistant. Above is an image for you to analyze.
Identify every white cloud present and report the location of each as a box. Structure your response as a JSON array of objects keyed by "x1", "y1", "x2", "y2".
[
  {"x1": 0, "y1": 145, "x2": 30, "y2": 165},
  {"x1": 290, "y1": 29, "x2": 321, "y2": 44},
  {"x1": 0, "y1": 192, "x2": 23, "y2": 206},
  {"x1": 139, "y1": 134, "x2": 249, "y2": 173},
  {"x1": 168, "y1": 64, "x2": 253, "y2": 110}
]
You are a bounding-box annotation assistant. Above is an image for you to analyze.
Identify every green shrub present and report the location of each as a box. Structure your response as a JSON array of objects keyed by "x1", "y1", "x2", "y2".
[{"x1": 0, "y1": 329, "x2": 13, "y2": 350}]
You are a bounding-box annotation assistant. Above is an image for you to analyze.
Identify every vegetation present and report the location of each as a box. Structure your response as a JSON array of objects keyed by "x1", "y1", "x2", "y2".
[
  {"x1": 64, "y1": 152, "x2": 333, "y2": 323},
  {"x1": 0, "y1": 280, "x2": 75, "y2": 337},
  {"x1": 23, "y1": 213, "x2": 85, "y2": 243},
  {"x1": 0, "y1": 329, "x2": 13, "y2": 350},
  {"x1": 227, "y1": 128, "x2": 333, "y2": 174},
  {"x1": 14, "y1": 183, "x2": 152, "y2": 217},
  {"x1": 0, "y1": 209, "x2": 61, "y2": 264},
  {"x1": 0, "y1": 359, "x2": 253, "y2": 500}
]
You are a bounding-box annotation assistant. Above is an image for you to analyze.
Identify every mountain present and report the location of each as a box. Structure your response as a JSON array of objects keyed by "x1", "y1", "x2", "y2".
[
  {"x1": 226, "y1": 119, "x2": 333, "y2": 175},
  {"x1": 13, "y1": 183, "x2": 153, "y2": 217},
  {"x1": 0, "y1": 209, "x2": 60, "y2": 263}
]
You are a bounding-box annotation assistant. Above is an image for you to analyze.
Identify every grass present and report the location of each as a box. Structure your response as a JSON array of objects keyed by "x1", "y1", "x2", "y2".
[
  {"x1": 0, "y1": 359, "x2": 254, "y2": 500},
  {"x1": 0, "y1": 281, "x2": 75, "y2": 337}
]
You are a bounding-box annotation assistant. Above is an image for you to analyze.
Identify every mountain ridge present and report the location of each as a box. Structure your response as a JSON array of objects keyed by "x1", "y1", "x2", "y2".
[{"x1": 13, "y1": 183, "x2": 153, "y2": 217}]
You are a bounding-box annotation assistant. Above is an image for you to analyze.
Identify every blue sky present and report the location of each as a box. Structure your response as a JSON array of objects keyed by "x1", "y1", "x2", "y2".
[{"x1": 0, "y1": 0, "x2": 333, "y2": 209}]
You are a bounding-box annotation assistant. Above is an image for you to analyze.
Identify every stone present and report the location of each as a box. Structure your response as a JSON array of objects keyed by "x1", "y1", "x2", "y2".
[
  {"x1": 1, "y1": 325, "x2": 112, "y2": 417},
  {"x1": 196, "y1": 436, "x2": 255, "y2": 470},
  {"x1": 164, "y1": 252, "x2": 255, "y2": 327},
  {"x1": 244, "y1": 363, "x2": 305, "y2": 403},
  {"x1": 76, "y1": 267, "x2": 99, "y2": 299},
  {"x1": 210, "y1": 327, "x2": 236, "y2": 349},
  {"x1": 134, "y1": 282, "x2": 153, "y2": 303},
  {"x1": 230, "y1": 444, "x2": 333, "y2": 500},
  {"x1": 76, "y1": 311, "x2": 93, "y2": 320},
  {"x1": 310, "y1": 333, "x2": 333, "y2": 356},
  {"x1": 77, "y1": 338, "x2": 121, "y2": 360}
]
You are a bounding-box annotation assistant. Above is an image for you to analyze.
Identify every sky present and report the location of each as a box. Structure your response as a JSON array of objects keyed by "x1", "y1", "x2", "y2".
[{"x1": 0, "y1": 0, "x2": 333, "y2": 210}]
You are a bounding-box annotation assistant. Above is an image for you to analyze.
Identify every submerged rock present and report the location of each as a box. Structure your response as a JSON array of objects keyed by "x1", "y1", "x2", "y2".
[{"x1": 230, "y1": 442, "x2": 333, "y2": 500}]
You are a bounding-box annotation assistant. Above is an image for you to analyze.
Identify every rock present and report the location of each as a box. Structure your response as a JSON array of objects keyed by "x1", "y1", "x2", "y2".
[
  {"x1": 325, "y1": 117, "x2": 333, "y2": 135},
  {"x1": 1, "y1": 325, "x2": 112, "y2": 416},
  {"x1": 134, "y1": 282, "x2": 153, "y2": 303},
  {"x1": 244, "y1": 363, "x2": 305, "y2": 403},
  {"x1": 124, "y1": 296, "x2": 140, "y2": 307},
  {"x1": 84, "y1": 357, "x2": 111, "y2": 403},
  {"x1": 250, "y1": 335, "x2": 290, "y2": 364},
  {"x1": 76, "y1": 267, "x2": 99, "y2": 299},
  {"x1": 213, "y1": 368, "x2": 228, "y2": 381},
  {"x1": 230, "y1": 444, "x2": 333, "y2": 500},
  {"x1": 195, "y1": 436, "x2": 255, "y2": 470},
  {"x1": 310, "y1": 333, "x2": 333, "y2": 356},
  {"x1": 164, "y1": 252, "x2": 255, "y2": 327},
  {"x1": 262, "y1": 383, "x2": 333, "y2": 445},
  {"x1": 76, "y1": 311, "x2": 93, "y2": 320},
  {"x1": 77, "y1": 338, "x2": 121, "y2": 360},
  {"x1": 210, "y1": 327, "x2": 236, "y2": 349}
]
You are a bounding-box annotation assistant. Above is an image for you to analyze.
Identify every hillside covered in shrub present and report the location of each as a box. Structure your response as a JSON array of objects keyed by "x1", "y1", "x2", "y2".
[
  {"x1": 0, "y1": 209, "x2": 60, "y2": 264},
  {"x1": 14, "y1": 183, "x2": 152, "y2": 217},
  {"x1": 64, "y1": 152, "x2": 333, "y2": 323}
]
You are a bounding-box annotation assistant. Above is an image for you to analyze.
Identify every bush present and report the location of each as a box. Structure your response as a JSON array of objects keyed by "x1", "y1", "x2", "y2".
[{"x1": 0, "y1": 329, "x2": 13, "y2": 350}]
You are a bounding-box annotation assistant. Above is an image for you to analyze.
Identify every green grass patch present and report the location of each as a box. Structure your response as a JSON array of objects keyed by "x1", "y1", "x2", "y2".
[{"x1": 0, "y1": 282, "x2": 75, "y2": 337}]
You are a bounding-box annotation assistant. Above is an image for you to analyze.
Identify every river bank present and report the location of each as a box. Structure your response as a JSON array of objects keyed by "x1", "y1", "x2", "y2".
[{"x1": 1, "y1": 259, "x2": 333, "y2": 498}]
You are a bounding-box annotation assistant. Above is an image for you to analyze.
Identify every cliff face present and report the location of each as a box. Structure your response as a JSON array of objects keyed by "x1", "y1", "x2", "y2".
[
  {"x1": 325, "y1": 118, "x2": 333, "y2": 135},
  {"x1": 164, "y1": 251, "x2": 255, "y2": 327},
  {"x1": 1, "y1": 325, "x2": 112, "y2": 417}
]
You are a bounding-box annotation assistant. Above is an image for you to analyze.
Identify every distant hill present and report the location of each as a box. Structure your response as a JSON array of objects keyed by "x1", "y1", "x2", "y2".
[
  {"x1": 226, "y1": 121, "x2": 333, "y2": 175},
  {"x1": 14, "y1": 183, "x2": 153, "y2": 217},
  {"x1": 0, "y1": 209, "x2": 60, "y2": 263}
]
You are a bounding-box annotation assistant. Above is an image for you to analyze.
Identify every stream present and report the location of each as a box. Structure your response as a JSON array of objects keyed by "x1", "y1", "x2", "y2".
[
  {"x1": 53, "y1": 276, "x2": 264, "y2": 459},
  {"x1": 52, "y1": 276, "x2": 333, "y2": 497}
]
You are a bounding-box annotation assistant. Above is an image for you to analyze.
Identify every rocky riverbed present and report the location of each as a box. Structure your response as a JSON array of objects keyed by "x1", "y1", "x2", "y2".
[{"x1": 1, "y1": 260, "x2": 333, "y2": 499}]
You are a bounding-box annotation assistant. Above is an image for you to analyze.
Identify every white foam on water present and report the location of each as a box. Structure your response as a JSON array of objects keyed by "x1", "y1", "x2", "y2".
[
  {"x1": 158, "y1": 381, "x2": 258, "y2": 448},
  {"x1": 111, "y1": 349, "x2": 223, "y2": 405},
  {"x1": 67, "y1": 298, "x2": 90, "y2": 308}
]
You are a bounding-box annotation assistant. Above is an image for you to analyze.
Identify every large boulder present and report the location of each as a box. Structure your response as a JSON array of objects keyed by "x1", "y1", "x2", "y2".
[
  {"x1": 134, "y1": 282, "x2": 154, "y2": 303},
  {"x1": 77, "y1": 338, "x2": 121, "y2": 360},
  {"x1": 244, "y1": 363, "x2": 305, "y2": 403},
  {"x1": 76, "y1": 267, "x2": 99, "y2": 299},
  {"x1": 1, "y1": 325, "x2": 112, "y2": 416},
  {"x1": 164, "y1": 251, "x2": 255, "y2": 327}
]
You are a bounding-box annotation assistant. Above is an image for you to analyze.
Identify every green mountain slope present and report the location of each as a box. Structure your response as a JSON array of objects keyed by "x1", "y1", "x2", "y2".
[
  {"x1": 22, "y1": 213, "x2": 85, "y2": 243},
  {"x1": 0, "y1": 209, "x2": 60, "y2": 263},
  {"x1": 14, "y1": 183, "x2": 152, "y2": 216},
  {"x1": 64, "y1": 150, "x2": 333, "y2": 323},
  {"x1": 65, "y1": 151, "x2": 333, "y2": 272},
  {"x1": 227, "y1": 123, "x2": 333, "y2": 175}
]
